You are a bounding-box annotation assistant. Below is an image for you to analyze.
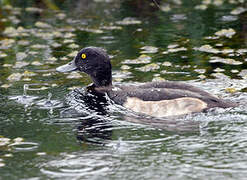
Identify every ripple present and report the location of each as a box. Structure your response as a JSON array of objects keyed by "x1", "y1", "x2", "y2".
[
  {"x1": 9, "y1": 95, "x2": 40, "y2": 105},
  {"x1": 10, "y1": 142, "x2": 39, "y2": 151},
  {"x1": 40, "y1": 152, "x2": 112, "y2": 179},
  {"x1": 35, "y1": 99, "x2": 63, "y2": 109}
]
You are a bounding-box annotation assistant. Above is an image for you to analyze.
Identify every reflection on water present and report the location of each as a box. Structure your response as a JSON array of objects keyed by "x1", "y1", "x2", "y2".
[
  {"x1": 40, "y1": 151, "x2": 113, "y2": 179},
  {"x1": 64, "y1": 87, "x2": 201, "y2": 145},
  {"x1": 0, "y1": 0, "x2": 247, "y2": 179}
]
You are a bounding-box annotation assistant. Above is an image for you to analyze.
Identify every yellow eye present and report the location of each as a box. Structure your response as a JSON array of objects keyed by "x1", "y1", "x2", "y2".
[{"x1": 81, "y1": 54, "x2": 86, "y2": 59}]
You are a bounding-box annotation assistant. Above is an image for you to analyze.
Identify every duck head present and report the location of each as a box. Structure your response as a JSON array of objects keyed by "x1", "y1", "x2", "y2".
[{"x1": 56, "y1": 47, "x2": 112, "y2": 87}]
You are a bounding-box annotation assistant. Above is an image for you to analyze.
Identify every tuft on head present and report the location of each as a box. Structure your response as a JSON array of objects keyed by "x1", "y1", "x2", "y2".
[
  {"x1": 56, "y1": 46, "x2": 112, "y2": 87},
  {"x1": 74, "y1": 47, "x2": 110, "y2": 72},
  {"x1": 74, "y1": 47, "x2": 112, "y2": 87}
]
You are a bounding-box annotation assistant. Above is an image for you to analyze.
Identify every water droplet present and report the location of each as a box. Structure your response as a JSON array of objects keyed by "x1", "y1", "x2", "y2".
[
  {"x1": 45, "y1": 92, "x2": 53, "y2": 106},
  {"x1": 23, "y1": 84, "x2": 28, "y2": 97}
]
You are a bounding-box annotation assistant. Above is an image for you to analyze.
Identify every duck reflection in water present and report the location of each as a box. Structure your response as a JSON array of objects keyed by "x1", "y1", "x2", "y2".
[
  {"x1": 61, "y1": 86, "x2": 200, "y2": 145},
  {"x1": 62, "y1": 86, "x2": 113, "y2": 145}
]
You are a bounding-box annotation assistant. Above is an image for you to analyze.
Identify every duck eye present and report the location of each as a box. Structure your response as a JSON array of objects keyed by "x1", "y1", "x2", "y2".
[{"x1": 81, "y1": 53, "x2": 86, "y2": 59}]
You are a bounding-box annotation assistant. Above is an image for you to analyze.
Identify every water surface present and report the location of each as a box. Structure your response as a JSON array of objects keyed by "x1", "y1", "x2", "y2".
[{"x1": 0, "y1": 0, "x2": 247, "y2": 179}]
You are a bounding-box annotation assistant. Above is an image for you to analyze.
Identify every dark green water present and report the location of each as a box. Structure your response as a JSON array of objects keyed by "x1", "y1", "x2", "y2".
[{"x1": 0, "y1": 0, "x2": 247, "y2": 179}]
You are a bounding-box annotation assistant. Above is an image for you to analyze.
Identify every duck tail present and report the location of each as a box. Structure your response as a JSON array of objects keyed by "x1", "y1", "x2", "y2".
[{"x1": 207, "y1": 97, "x2": 238, "y2": 109}]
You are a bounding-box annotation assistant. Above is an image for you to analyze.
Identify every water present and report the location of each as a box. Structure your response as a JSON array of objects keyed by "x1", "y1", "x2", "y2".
[{"x1": 0, "y1": 0, "x2": 247, "y2": 179}]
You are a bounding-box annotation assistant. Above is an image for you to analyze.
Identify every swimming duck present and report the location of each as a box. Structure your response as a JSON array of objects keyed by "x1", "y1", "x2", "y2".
[{"x1": 56, "y1": 47, "x2": 237, "y2": 117}]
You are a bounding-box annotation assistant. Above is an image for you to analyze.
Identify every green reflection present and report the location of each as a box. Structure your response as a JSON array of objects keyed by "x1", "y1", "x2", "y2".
[{"x1": 0, "y1": 0, "x2": 246, "y2": 179}]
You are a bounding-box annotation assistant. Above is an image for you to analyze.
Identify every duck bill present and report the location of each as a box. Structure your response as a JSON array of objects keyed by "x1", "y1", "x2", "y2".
[{"x1": 56, "y1": 58, "x2": 77, "y2": 72}]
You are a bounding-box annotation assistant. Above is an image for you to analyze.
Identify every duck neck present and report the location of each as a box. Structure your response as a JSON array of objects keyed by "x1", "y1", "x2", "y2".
[{"x1": 91, "y1": 72, "x2": 112, "y2": 88}]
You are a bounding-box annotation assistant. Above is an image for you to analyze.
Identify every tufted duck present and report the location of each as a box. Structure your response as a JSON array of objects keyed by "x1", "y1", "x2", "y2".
[{"x1": 56, "y1": 47, "x2": 237, "y2": 117}]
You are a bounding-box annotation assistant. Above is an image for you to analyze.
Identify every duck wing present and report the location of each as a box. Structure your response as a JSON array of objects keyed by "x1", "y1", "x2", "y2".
[
  {"x1": 137, "y1": 81, "x2": 215, "y2": 98},
  {"x1": 107, "y1": 86, "x2": 236, "y2": 109}
]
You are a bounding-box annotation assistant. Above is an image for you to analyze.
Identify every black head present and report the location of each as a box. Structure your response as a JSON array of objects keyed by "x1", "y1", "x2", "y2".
[{"x1": 56, "y1": 47, "x2": 112, "y2": 87}]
